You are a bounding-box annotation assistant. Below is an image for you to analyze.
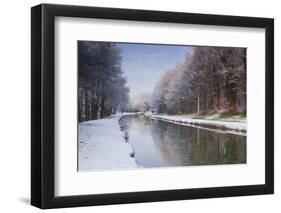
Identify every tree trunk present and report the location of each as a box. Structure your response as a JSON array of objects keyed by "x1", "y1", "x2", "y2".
[
  {"x1": 78, "y1": 95, "x2": 82, "y2": 122},
  {"x1": 91, "y1": 101, "x2": 97, "y2": 120},
  {"x1": 217, "y1": 85, "x2": 221, "y2": 111},
  {"x1": 85, "y1": 90, "x2": 89, "y2": 120},
  {"x1": 197, "y1": 93, "x2": 200, "y2": 114},
  {"x1": 100, "y1": 96, "x2": 105, "y2": 118},
  {"x1": 229, "y1": 94, "x2": 237, "y2": 113}
]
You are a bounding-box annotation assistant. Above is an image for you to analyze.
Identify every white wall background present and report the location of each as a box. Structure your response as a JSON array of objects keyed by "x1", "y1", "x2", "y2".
[{"x1": 0, "y1": 0, "x2": 279, "y2": 212}]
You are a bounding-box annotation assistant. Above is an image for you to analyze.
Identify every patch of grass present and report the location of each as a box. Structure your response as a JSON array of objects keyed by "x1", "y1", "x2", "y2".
[
  {"x1": 240, "y1": 112, "x2": 247, "y2": 118},
  {"x1": 218, "y1": 112, "x2": 245, "y2": 119}
]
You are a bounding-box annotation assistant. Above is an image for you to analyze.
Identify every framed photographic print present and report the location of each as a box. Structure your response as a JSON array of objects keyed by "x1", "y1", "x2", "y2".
[{"x1": 31, "y1": 3, "x2": 274, "y2": 209}]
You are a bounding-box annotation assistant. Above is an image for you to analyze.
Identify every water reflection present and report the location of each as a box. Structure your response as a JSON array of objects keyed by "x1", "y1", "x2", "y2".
[{"x1": 119, "y1": 115, "x2": 246, "y2": 168}]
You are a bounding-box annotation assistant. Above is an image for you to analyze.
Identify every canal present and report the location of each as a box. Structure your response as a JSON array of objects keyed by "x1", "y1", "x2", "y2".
[{"x1": 119, "y1": 114, "x2": 246, "y2": 168}]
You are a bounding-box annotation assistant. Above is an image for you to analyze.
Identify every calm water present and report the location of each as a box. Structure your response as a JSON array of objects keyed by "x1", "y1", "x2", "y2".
[{"x1": 119, "y1": 114, "x2": 246, "y2": 167}]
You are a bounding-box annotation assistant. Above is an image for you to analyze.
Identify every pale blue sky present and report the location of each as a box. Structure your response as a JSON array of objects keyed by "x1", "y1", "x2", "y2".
[{"x1": 117, "y1": 43, "x2": 193, "y2": 96}]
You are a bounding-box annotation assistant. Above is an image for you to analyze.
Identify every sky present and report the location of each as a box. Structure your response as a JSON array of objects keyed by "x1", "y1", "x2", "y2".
[{"x1": 117, "y1": 43, "x2": 193, "y2": 97}]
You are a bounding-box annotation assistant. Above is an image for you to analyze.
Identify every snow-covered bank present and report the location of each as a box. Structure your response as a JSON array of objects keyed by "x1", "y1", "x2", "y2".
[
  {"x1": 149, "y1": 114, "x2": 246, "y2": 134},
  {"x1": 78, "y1": 115, "x2": 138, "y2": 171}
]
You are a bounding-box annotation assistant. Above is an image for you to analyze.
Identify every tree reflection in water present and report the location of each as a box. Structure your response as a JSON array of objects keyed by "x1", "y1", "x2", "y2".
[{"x1": 119, "y1": 114, "x2": 246, "y2": 168}]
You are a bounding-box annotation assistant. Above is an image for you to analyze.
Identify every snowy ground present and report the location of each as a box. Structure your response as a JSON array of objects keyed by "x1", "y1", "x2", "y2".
[
  {"x1": 78, "y1": 115, "x2": 138, "y2": 171},
  {"x1": 149, "y1": 114, "x2": 246, "y2": 134}
]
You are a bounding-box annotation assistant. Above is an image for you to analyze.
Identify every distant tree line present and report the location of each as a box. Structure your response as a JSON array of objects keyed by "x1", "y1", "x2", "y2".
[
  {"x1": 127, "y1": 92, "x2": 151, "y2": 112},
  {"x1": 78, "y1": 41, "x2": 129, "y2": 122},
  {"x1": 152, "y1": 47, "x2": 246, "y2": 115}
]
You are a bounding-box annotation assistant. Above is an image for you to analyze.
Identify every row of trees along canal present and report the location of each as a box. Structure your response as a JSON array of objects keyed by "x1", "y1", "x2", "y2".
[
  {"x1": 79, "y1": 42, "x2": 246, "y2": 122},
  {"x1": 150, "y1": 47, "x2": 246, "y2": 115},
  {"x1": 78, "y1": 42, "x2": 129, "y2": 122}
]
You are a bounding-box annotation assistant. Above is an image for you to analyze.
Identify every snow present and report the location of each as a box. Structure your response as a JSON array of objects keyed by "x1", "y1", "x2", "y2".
[
  {"x1": 120, "y1": 112, "x2": 142, "y2": 116},
  {"x1": 149, "y1": 114, "x2": 246, "y2": 134},
  {"x1": 196, "y1": 113, "x2": 246, "y2": 122},
  {"x1": 78, "y1": 115, "x2": 138, "y2": 171}
]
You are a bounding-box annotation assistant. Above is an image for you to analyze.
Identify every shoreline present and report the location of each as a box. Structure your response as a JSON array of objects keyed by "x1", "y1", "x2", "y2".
[
  {"x1": 146, "y1": 113, "x2": 247, "y2": 135},
  {"x1": 78, "y1": 115, "x2": 139, "y2": 171}
]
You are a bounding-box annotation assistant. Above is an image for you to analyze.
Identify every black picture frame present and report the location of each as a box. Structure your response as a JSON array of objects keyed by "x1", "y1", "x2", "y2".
[{"x1": 31, "y1": 3, "x2": 274, "y2": 209}]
